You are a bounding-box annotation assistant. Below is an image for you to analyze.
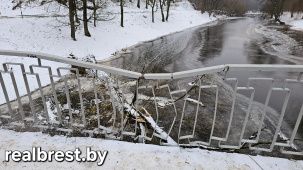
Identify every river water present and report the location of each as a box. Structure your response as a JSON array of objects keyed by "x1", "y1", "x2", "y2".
[{"x1": 106, "y1": 17, "x2": 303, "y2": 148}]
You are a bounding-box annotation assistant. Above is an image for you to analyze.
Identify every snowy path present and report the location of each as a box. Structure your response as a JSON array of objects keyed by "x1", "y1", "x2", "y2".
[{"x1": 0, "y1": 129, "x2": 302, "y2": 169}]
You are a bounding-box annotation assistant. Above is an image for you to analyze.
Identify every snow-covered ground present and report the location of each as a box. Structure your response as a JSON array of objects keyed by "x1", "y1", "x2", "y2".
[
  {"x1": 291, "y1": 20, "x2": 303, "y2": 31},
  {"x1": 280, "y1": 12, "x2": 303, "y2": 31},
  {"x1": 254, "y1": 12, "x2": 303, "y2": 64},
  {"x1": 0, "y1": 0, "x2": 218, "y2": 60},
  {"x1": 0, "y1": 129, "x2": 302, "y2": 169}
]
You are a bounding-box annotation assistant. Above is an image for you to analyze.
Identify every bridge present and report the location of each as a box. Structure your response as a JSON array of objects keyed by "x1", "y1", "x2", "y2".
[{"x1": 0, "y1": 50, "x2": 302, "y2": 158}]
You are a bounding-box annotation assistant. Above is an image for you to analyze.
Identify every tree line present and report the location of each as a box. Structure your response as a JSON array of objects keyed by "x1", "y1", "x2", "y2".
[
  {"x1": 12, "y1": 0, "x2": 303, "y2": 41},
  {"x1": 12, "y1": 0, "x2": 177, "y2": 40},
  {"x1": 200, "y1": 0, "x2": 246, "y2": 17},
  {"x1": 262, "y1": 0, "x2": 303, "y2": 21}
]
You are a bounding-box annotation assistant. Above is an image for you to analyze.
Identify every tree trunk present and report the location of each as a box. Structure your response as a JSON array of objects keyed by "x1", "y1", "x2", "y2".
[
  {"x1": 93, "y1": 0, "x2": 97, "y2": 27},
  {"x1": 137, "y1": 0, "x2": 140, "y2": 8},
  {"x1": 121, "y1": 0, "x2": 124, "y2": 27},
  {"x1": 69, "y1": 0, "x2": 76, "y2": 40},
  {"x1": 83, "y1": 0, "x2": 91, "y2": 37},
  {"x1": 74, "y1": 0, "x2": 79, "y2": 23},
  {"x1": 290, "y1": 5, "x2": 295, "y2": 18},
  {"x1": 166, "y1": 0, "x2": 170, "y2": 21},
  {"x1": 151, "y1": 0, "x2": 156, "y2": 23},
  {"x1": 152, "y1": 9, "x2": 154, "y2": 23},
  {"x1": 146, "y1": 0, "x2": 149, "y2": 9},
  {"x1": 159, "y1": 0, "x2": 165, "y2": 22},
  {"x1": 291, "y1": 8, "x2": 294, "y2": 18}
]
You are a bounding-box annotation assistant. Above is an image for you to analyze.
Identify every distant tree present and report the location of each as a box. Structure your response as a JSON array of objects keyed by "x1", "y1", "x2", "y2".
[
  {"x1": 137, "y1": 0, "x2": 140, "y2": 8},
  {"x1": 201, "y1": 0, "x2": 246, "y2": 17},
  {"x1": 83, "y1": 0, "x2": 91, "y2": 36},
  {"x1": 262, "y1": 0, "x2": 286, "y2": 21},
  {"x1": 283, "y1": 0, "x2": 303, "y2": 18},
  {"x1": 201, "y1": 0, "x2": 225, "y2": 17},
  {"x1": 223, "y1": 0, "x2": 247, "y2": 16}
]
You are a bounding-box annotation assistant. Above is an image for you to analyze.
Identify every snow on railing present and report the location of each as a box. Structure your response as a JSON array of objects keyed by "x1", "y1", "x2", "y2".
[{"x1": 0, "y1": 50, "x2": 302, "y2": 157}]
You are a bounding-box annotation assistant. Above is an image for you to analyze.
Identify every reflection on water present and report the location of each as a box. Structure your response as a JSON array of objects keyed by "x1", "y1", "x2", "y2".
[
  {"x1": 108, "y1": 17, "x2": 302, "y2": 138},
  {"x1": 198, "y1": 26, "x2": 224, "y2": 63},
  {"x1": 109, "y1": 28, "x2": 194, "y2": 73}
]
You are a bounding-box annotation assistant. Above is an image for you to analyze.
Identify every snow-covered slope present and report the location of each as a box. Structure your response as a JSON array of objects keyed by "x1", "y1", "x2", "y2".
[
  {"x1": 280, "y1": 12, "x2": 303, "y2": 31},
  {"x1": 0, "y1": 0, "x2": 218, "y2": 60},
  {"x1": 291, "y1": 20, "x2": 303, "y2": 31}
]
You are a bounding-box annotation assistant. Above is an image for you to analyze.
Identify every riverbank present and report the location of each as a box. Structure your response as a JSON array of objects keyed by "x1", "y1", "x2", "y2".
[
  {"x1": 280, "y1": 12, "x2": 303, "y2": 31},
  {"x1": 0, "y1": 0, "x2": 220, "y2": 60}
]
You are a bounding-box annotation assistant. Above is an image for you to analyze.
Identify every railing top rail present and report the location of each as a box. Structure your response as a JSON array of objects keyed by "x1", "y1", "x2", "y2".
[
  {"x1": 1, "y1": 50, "x2": 303, "y2": 79},
  {"x1": 0, "y1": 50, "x2": 142, "y2": 78}
]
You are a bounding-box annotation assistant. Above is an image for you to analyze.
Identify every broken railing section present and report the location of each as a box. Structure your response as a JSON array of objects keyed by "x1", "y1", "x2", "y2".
[
  {"x1": 107, "y1": 78, "x2": 178, "y2": 145},
  {"x1": 0, "y1": 50, "x2": 303, "y2": 157}
]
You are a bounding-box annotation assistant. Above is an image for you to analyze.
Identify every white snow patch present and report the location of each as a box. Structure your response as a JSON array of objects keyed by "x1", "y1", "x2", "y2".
[
  {"x1": 45, "y1": 100, "x2": 58, "y2": 121},
  {"x1": 291, "y1": 20, "x2": 303, "y2": 31},
  {"x1": 0, "y1": 129, "x2": 303, "y2": 169},
  {"x1": 279, "y1": 12, "x2": 303, "y2": 31}
]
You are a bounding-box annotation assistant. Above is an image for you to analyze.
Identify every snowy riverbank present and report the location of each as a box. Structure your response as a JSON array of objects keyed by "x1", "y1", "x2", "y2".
[
  {"x1": 280, "y1": 12, "x2": 303, "y2": 31},
  {"x1": 0, "y1": 0, "x2": 219, "y2": 60}
]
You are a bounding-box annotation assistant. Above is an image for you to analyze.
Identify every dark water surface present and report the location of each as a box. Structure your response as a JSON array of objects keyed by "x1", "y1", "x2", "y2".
[{"x1": 108, "y1": 17, "x2": 303, "y2": 139}]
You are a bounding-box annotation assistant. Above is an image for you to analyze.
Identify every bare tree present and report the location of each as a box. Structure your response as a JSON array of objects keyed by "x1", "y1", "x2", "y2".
[
  {"x1": 159, "y1": 0, "x2": 165, "y2": 22},
  {"x1": 146, "y1": 0, "x2": 149, "y2": 9},
  {"x1": 262, "y1": 0, "x2": 286, "y2": 21},
  {"x1": 121, "y1": 0, "x2": 124, "y2": 27},
  {"x1": 74, "y1": 0, "x2": 79, "y2": 23},
  {"x1": 201, "y1": 0, "x2": 224, "y2": 17},
  {"x1": 69, "y1": 0, "x2": 76, "y2": 40},
  {"x1": 223, "y1": 0, "x2": 246, "y2": 16},
  {"x1": 83, "y1": 0, "x2": 91, "y2": 36},
  {"x1": 201, "y1": 0, "x2": 246, "y2": 17},
  {"x1": 137, "y1": 0, "x2": 140, "y2": 8},
  {"x1": 151, "y1": 0, "x2": 156, "y2": 23},
  {"x1": 166, "y1": 0, "x2": 171, "y2": 21},
  {"x1": 93, "y1": 0, "x2": 97, "y2": 26},
  {"x1": 283, "y1": 0, "x2": 303, "y2": 18},
  {"x1": 12, "y1": 0, "x2": 24, "y2": 18}
]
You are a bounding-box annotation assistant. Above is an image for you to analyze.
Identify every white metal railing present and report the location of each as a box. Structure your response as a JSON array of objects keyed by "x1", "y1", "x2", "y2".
[{"x1": 0, "y1": 50, "x2": 302, "y2": 157}]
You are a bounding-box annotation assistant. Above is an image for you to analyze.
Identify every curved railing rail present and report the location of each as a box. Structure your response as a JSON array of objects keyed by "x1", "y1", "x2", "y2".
[
  {"x1": 2, "y1": 50, "x2": 303, "y2": 79},
  {"x1": 0, "y1": 50, "x2": 302, "y2": 157}
]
